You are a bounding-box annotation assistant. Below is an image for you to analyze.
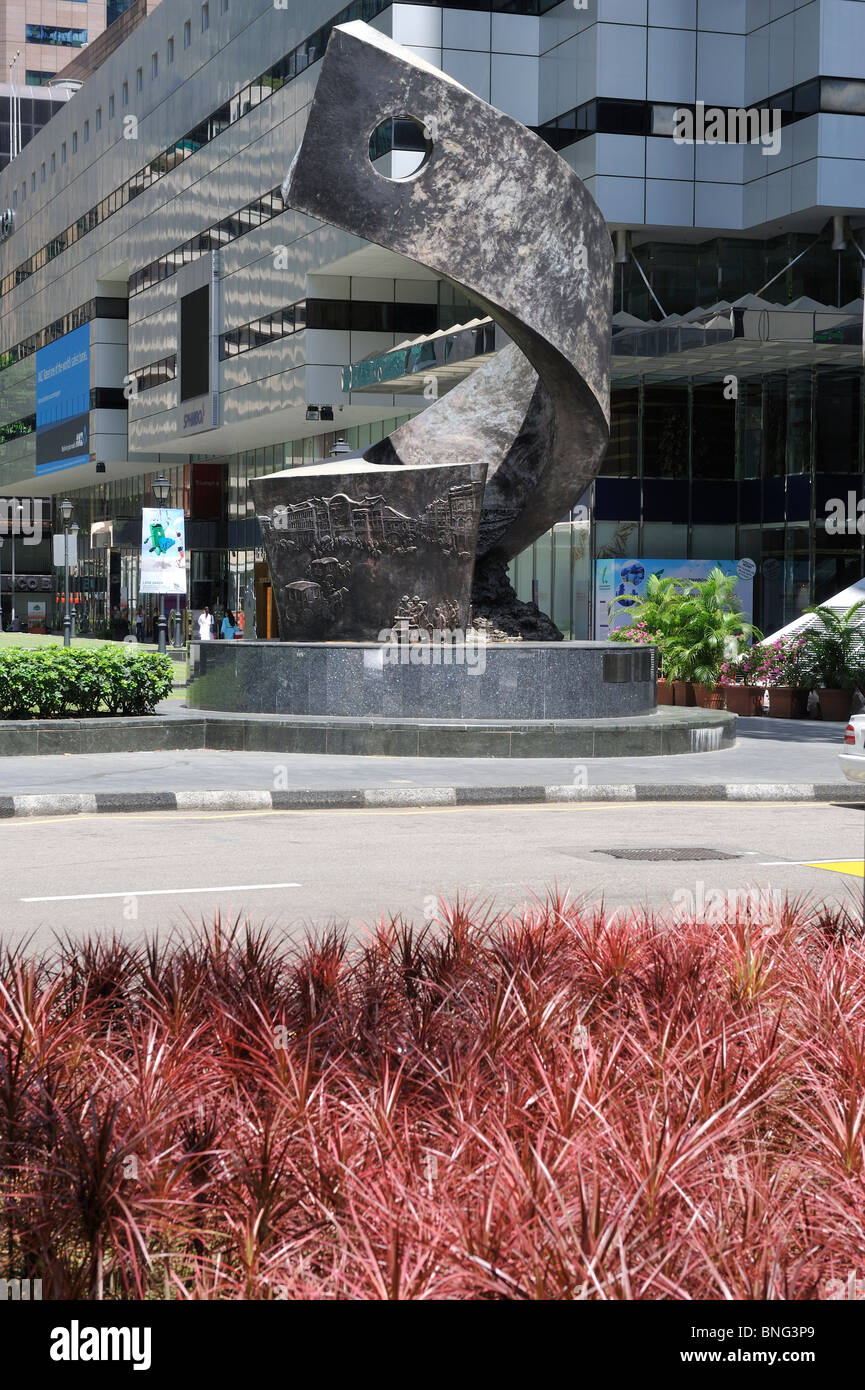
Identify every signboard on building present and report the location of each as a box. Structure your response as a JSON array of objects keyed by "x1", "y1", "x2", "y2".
[
  {"x1": 7, "y1": 575, "x2": 53, "y2": 593},
  {"x1": 140, "y1": 508, "x2": 187, "y2": 595},
  {"x1": 594, "y1": 558, "x2": 755, "y2": 640},
  {"x1": 35, "y1": 324, "x2": 91, "y2": 477}
]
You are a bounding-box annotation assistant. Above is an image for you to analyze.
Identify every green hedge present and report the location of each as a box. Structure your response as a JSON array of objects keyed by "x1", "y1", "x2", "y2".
[{"x1": 0, "y1": 647, "x2": 174, "y2": 719}]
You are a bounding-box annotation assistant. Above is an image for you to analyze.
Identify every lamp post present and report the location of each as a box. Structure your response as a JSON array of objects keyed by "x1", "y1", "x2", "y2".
[
  {"x1": 70, "y1": 522, "x2": 79, "y2": 639},
  {"x1": 59, "y1": 499, "x2": 73, "y2": 647},
  {"x1": 9, "y1": 500, "x2": 22, "y2": 631},
  {"x1": 152, "y1": 476, "x2": 170, "y2": 654}
]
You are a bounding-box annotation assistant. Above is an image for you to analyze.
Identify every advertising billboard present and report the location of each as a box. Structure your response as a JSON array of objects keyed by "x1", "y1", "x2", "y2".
[
  {"x1": 140, "y1": 508, "x2": 187, "y2": 595},
  {"x1": 35, "y1": 324, "x2": 91, "y2": 477},
  {"x1": 594, "y1": 558, "x2": 756, "y2": 640}
]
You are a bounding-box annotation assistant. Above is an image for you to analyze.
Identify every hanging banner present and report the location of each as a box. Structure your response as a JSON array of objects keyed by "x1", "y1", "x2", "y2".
[
  {"x1": 594, "y1": 558, "x2": 755, "y2": 640},
  {"x1": 35, "y1": 324, "x2": 91, "y2": 477},
  {"x1": 140, "y1": 508, "x2": 187, "y2": 595}
]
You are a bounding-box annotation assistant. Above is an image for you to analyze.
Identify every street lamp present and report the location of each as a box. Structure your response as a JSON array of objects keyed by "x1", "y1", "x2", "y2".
[
  {"x1": 70, "y1": 522, "x2": 79, "y2": 638},
  {"x1": 152, "y1": 476, "x2": 170, "y2": 654},
  {"x1": 59, "y1": 499, "x2": 74, "y2": 647}
]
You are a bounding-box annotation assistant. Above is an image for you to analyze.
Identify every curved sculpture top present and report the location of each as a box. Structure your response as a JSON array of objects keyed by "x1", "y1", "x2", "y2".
[{"x1": 283, "y1": 21, "x2": 613, "y2": 564}]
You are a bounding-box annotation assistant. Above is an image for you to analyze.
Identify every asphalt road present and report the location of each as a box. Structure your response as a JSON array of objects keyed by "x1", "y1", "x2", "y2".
[{"x1": 3, "y1": 800, "x2": 864, "y2": 952}]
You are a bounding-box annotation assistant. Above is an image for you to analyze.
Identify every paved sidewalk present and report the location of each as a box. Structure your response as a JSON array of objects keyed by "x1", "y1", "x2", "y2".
[{"x1": 0, "y1": 718, "x2": 855, "y2": 815}]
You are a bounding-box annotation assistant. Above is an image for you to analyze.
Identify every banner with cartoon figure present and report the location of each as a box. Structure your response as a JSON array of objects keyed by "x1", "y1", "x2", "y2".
[
  {"x1": 140, "y1": 508, "x2": 187, "y2": 595},
  {"x1": 594, "y1": 558, "x2": 755, "y2": 639}
]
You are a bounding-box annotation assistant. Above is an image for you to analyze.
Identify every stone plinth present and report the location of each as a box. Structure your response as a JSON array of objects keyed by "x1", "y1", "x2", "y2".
[{"x1": 187, "y1": 639, "x2": 656, "y2": 720}]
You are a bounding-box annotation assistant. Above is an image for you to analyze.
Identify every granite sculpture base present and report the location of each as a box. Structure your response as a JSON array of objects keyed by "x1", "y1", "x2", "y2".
[{"x1": 187, "y1": 640, "x2": 656, "y2": 721}]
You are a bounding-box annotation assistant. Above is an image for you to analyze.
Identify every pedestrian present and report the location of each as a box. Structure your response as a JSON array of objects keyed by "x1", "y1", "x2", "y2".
[
  {"x1": 221, "y1": 609, "x2": 241, "y2": 640},
  {"x1": 197, "y1": 606, "x2": 214, "y2": 641},
  {"x1": 135, "y1": 605, "x2": 145, "y2": 642}
]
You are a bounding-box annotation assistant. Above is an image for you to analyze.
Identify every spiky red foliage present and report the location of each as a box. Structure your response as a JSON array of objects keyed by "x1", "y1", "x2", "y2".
[{"x1": 1, "y1": 899, "x2": 864, "y2": 1299}]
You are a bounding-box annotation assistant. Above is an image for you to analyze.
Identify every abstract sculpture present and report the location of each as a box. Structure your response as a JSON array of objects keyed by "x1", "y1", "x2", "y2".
[{"x1": 252, "y1": 20, "x2": 612, "y2": 641}]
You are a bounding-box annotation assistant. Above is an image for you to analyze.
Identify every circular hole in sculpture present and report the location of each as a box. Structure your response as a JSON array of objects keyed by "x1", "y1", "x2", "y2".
[{"x1": 368, "y1": 116, "x2": 432, "y2": 180}]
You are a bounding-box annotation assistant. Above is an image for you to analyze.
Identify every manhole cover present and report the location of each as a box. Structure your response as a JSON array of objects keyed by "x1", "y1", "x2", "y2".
[{"x1": 601, "y1": 847, "x2": 742, "y2": 862}]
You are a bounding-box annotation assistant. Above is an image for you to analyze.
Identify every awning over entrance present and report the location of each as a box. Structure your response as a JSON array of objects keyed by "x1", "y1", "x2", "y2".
[
  {"x1": 342, "y1": 293, "x2": 864, "y2": 397},
  {"x1": 609, "y1": 293, "x2": 864, "y2": 381},
  {"x1": 341, "y1": 318, "x2": 503, "y2": 395}
]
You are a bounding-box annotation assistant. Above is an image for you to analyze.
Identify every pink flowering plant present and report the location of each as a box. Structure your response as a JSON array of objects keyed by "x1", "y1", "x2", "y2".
[{"x1": 721, "y1": 634, "x2": 812, "y2": 689}]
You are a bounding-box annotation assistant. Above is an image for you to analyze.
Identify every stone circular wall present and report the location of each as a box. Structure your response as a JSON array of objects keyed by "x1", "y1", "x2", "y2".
[{"x1": 187, "y1": 640, "x2": 656, "y2": 720}]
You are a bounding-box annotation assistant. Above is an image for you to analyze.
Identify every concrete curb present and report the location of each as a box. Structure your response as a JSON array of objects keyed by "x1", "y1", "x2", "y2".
[
  {"x1": 0, "y1": 707, "x2": 736, "y2": 759},
  {"x1": 0, "y1": 783, "x2": 862, "y2": 818}
]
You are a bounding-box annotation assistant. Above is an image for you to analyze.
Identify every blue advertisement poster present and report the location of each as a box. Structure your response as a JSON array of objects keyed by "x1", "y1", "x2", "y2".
[
  {"x1": 594, "y1": 558, "x2": 756, "y2": 640},
  {"x1": 35, "y1": 324, "x2": 90, "y2": 476}
]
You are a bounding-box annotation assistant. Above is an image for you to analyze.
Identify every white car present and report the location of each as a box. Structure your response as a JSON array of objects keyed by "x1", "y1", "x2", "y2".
[{"x1": 840, "y1": 715, "x2": 865, "y2": 782}]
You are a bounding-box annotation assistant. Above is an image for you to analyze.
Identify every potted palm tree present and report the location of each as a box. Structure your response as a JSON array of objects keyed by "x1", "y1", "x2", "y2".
[
  {"x1": 664, "y1": 568, "x2": 761, "y2": 709},
  {"x1": 607, "y1": 574, "x2": 685, "y2": 705},
  {"x1": 800, "y1": 601, "x2": 865, "y2": 722}
]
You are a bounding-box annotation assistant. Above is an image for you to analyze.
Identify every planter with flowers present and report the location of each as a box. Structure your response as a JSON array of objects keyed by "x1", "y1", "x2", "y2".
[
  {"x1": 756, "y1": 634, "x2": 812, "y2": 719},
  {"x1": 719, "y1": 646, "x2": 765, "y2": 716},
  {"x1": 799, "y1": 601, "x2": 865, "y2": 723},
  {"x1": 661, "y1": 567, "x2": 761, "y2": 710},
  {"x1": 608, "y1": 569, "x2": 761, "y2": 710},
  {"x1": 607, "y1": 577, "x2": 685, "y2": 706}
]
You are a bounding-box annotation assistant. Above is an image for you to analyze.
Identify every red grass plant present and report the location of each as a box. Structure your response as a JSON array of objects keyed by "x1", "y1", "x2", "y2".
[{"x1": 2, "y1": 894, "x2": 865, "y2": 1299}]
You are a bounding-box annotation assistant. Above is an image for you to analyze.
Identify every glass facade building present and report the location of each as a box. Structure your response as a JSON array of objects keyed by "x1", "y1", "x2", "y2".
[{"x1": 0, "y1": 0, "x2": 864, "y2": 640}]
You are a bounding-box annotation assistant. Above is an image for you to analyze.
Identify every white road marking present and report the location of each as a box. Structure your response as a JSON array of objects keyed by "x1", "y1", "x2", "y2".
[
  {"x1": 759, "y1": 859, "x2": 855, "y2": 867},
  {"x1": 22, "y1": 882, "x2": 301, "y2": 903}
]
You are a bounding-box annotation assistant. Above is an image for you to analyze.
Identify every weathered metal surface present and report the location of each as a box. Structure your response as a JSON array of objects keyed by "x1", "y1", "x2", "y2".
[
  {"x1": 251, "y1": 460, "x2": 484, "y2": 642},
  {"x1": 282, "y1": 20, "x2": 613, "y2": 565}
]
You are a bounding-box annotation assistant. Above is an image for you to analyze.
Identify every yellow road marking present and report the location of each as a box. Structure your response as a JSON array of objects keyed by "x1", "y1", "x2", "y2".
[{"x1": 805, "y1": 859, "x2": 864, "y2": 877}]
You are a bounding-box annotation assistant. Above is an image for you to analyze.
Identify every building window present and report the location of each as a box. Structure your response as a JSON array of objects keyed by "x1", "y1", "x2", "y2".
[
  {"x1": 84, "y1": 120, "x2": 89, "y2": 143},
  {"x1": 30, "y1": 173, "x2": 35, "y2": 192},
  {"x1": 820, "y1": 77, "x2": 865, "y2": 116},
  {"x1": 201, "y1": 4, "x2": 209, "y2": 33},
  {"x1": 40, "y1": 163, "x2": 45, "y2": 183},
  {"x1": 95, "y1": 107, "x2": 102, "y2": 131},
  {"x1": 21, "y1": 183, "x2": 26, "y2": 203},
  {"x1": 184, "y1": 20, "x2": 191, "y2": 47},
  {"x1": 168, "y1": 35, "x2": 175, "y2": 64},
  {"x1": 61, "y1": 142, "x2": 66, "y2": 165},
  {"x1": 221, "y1": 0, "x2": 228, "y2": 11},
  {"x1": 122, "y1": 80, "x2": 128, "y2": 106},
  {"x1": 50, "y1": 152, "x2": 55, "y2": 173},
  {"x1": 136, "y1": 67, "x2": 143, "y2": 93},
  {"x1": 151, "y1": 52, "x2": 158, "y2": 80},
  {"x1": 109, "y1": 93, "x2": 115, "y2": 118},
  {"x1": 72, "y1": 131, "x2": 77, "y2": 153},
  {"x1": 24, "y1": 24, "x2": 88, "y2": 48}
]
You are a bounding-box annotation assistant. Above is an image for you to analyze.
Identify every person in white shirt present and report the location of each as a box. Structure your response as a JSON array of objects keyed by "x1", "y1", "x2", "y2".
[{"x1": 197, "y1": 606, "x2": 214, "y2": 640}]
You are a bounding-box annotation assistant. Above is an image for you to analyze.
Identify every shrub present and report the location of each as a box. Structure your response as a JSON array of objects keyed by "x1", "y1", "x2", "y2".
[
  {"x1": 0, "y1": 646, "x2": 173, "y2": 719},
  {"x1": 720, "y1": 634, "x2": 810, "y2": 688},
  {"x1": 2, "y1": 899, "x2": 865, "y2": 1300},
  {"x1": 801, "y1": 601, "x2": 865, "y2": 691},
  {"x1": 608, "y1": 569, "x2": 761, "y2": 684}
]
